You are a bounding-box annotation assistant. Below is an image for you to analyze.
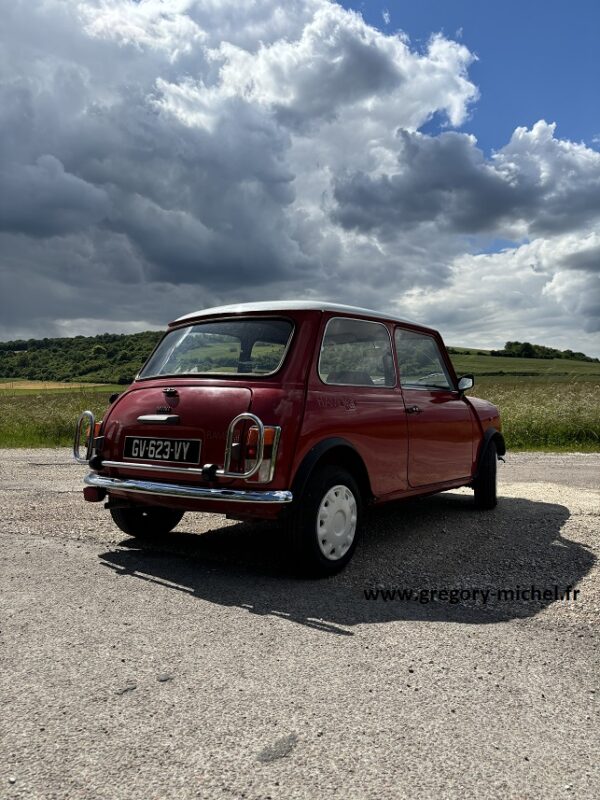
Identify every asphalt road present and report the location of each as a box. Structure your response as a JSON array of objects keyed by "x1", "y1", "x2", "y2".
[{"x1": 1, "y1": 450, "x2": 599, "y2": 799}]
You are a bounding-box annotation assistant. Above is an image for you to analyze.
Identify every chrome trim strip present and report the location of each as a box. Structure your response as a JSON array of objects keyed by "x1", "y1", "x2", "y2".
[
  {"x1": 267, "y1": 425, "x2": 281, "y2": 483},
  {"x1": 102, "y1": 459, "x2": 205, "y2": 475},
  {"x1": 73, "y1": 410, "x2": 95, "y2": 464},
  {"x1": 85, "y1": 473, "x2": 293, "y2": 504},
  {"x1": 137, "y1": 414, "x2": 180, "y2": 424}
]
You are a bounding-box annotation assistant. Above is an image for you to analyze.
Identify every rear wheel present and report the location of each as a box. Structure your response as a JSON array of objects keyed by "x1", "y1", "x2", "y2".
[
  {"x1": 473, "y1": 440, "x2": 498, "y2": 509},
  {"x1": 288, "y1": 465, "x2": 361, "y2": 576},
  {"x1": 109, "y1": 506, "x2": 184, "y2": 538}
]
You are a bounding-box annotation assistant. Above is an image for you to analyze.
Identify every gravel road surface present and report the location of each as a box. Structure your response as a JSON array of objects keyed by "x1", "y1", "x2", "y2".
[{"x1": 1, "y1": 450, "x2": 599, "y2": 799}]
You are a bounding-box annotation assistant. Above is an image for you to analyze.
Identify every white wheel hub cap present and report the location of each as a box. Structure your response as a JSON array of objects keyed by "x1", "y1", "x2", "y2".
[{"x1": 316, "y1": 484, "x2": 357, "y2": 561}]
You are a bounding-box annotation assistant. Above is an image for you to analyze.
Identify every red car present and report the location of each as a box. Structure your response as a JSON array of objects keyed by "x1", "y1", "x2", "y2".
[{"x1": 75, "y1": 302, "x2": 505, "y2": 575}]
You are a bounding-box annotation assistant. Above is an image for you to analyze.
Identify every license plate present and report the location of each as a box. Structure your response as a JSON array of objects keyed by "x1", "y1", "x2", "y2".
[{"x1": 123, "y1": 437, "x2": 201, "y2": 464}]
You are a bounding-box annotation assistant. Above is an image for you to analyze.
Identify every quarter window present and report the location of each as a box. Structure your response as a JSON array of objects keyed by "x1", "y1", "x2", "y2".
[
  {"x1": 319, "y1": 318, "x2": 395, "y2": 387},
  {"x1": 395, "y1": 328, "x2": 452, "y2": 390}
]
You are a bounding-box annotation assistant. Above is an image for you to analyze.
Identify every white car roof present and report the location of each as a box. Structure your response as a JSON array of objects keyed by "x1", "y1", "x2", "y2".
[{"x1": 172, "y1": 300, "x2": 424, "y2": 328}]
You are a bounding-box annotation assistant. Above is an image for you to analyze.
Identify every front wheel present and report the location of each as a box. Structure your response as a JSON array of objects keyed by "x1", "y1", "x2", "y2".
[
  {"x1": 110, "y1": 506, "x2": 184, "y2": 539},
  {"x1": 288, "y1": 465, "x2": 361, "y2": 576},
  {"x1": 473, "y1": 440, "x2": 498, "y2": 509}
]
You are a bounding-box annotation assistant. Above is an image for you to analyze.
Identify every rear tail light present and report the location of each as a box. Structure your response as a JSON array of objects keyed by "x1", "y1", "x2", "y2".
[{"x1": 243, "y1": 425, "x2": 280, "y2": 482}]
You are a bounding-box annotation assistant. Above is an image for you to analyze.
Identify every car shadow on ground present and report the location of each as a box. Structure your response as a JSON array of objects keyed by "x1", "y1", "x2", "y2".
[{"x1": 98, "y1": 491, "x2": 594, "y2": 635}]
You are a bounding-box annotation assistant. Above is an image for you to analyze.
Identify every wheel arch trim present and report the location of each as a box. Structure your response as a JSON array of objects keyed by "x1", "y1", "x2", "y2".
[
  {"x1": 474, "y1": 427, "x2": 505, "y2": 480},
  {"x1": 291, "y1": 437, "x2": 373, "y2": 503}
]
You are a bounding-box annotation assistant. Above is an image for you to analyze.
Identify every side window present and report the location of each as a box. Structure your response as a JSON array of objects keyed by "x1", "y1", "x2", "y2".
[
  {"x1": 319, "y1": 318, "x2": 395, "y2": 387},
  {"x1": 394, "y1": 328, "x2": 452, "y2": 390}
]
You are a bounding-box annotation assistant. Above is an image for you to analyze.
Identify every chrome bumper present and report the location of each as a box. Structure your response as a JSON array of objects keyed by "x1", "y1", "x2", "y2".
[{"x1": 84, "y1": 472, "x2": 293, "y2": 504}]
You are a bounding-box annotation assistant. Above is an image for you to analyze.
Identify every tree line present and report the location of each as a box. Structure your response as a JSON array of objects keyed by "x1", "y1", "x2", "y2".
[
  {"x1": 0, "y1": 331, "x2": 163, "y2": 383},
  {"x1": 489, "y1": 341, "x2": 598, "y2": 362}
]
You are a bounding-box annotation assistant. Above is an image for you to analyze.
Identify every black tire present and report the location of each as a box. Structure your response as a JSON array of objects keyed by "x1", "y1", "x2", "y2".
[
  {"x1": 287, "y1": 465, "x2": 362, "y2": 577},
  {"x1": 473, "y1": 440, "x2": 498, "y2": 509},
  {"x1": 109, "y1": 506, "x2": 184, "y2": 538}
]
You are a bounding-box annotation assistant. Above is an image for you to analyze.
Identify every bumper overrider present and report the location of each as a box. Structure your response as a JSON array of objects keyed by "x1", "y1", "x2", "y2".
[{"x1": 75, "y1": 409, "x2": 293, "y2": 506}]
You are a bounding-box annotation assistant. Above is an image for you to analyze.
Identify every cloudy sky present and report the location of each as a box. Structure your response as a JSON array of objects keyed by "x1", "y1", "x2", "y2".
[{"x1": 1, "y1": 0, "x2": 598, "y2": 354}]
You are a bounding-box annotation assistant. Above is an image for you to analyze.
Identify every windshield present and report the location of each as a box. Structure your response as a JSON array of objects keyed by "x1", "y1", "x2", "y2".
[{"x1": 138, "y1": 318, "x2": 294, "y2": 378}]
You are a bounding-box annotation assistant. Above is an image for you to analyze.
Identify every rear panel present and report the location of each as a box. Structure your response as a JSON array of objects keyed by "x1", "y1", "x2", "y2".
[{"x1": 95, "y1": 310, "x2": 320, "y2": 507}]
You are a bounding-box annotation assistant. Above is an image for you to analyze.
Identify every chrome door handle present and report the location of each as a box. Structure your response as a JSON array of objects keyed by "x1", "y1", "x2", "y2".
[{"x1": 406, "y1": 405, "x2": 423, "y2": 414}]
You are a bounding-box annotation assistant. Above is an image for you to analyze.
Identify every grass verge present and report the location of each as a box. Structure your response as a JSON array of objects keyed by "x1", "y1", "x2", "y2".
[
  {"x1": 469, "y1": 378, "x2": 599, "y2": 451},
  {"x1": 0, "y1": 386, "x2": 121, "y2": 447}
]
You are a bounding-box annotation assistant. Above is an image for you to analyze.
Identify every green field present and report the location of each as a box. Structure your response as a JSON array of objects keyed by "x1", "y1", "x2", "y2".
[
  {"x1": 459, "y1": 352, "x2": 599, "y2": 450},
  {"x1": 1, "y1": 358, "x2": 598, "y2": 450},
  {"x1": 451, "y1": 351, "x2": 600, "y2": 380},
  {"x1": 0, "y1": 385, "x2": 122, "y2": 448},
  {"x1": 466, "y1": 378, "x2": 598, "y2": 451}
]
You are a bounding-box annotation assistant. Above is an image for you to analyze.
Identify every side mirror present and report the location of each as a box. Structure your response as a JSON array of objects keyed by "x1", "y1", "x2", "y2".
[{"x1": 457, "y1": 374, "x2": 474, "y2": 392}]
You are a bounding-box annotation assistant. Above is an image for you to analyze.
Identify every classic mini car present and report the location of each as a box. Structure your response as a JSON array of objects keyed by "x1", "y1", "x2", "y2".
[{"x1": 74, "y1": 302, "x2": 505, "y2": 575}]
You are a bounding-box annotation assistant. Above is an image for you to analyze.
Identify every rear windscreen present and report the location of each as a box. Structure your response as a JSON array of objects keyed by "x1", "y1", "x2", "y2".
[{"x1": 138, "y1": 318, "x2": 294, "y2": 378}]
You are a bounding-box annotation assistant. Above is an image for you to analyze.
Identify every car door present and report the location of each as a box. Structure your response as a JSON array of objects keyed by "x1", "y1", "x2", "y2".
[
  {"x1": 302, "y1": 316, "x2": 409, "y2": 496},
  {"x1": 394, "y1": 327, "x2": 474, "y2": 488}
]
